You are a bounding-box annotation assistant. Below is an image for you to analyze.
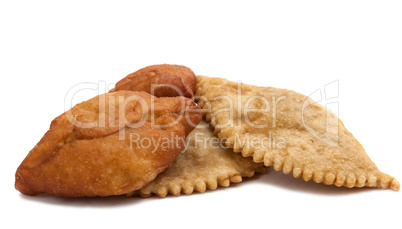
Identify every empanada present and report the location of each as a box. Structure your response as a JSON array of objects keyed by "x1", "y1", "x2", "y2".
[
  {"x1": 127, "y1": 120, "x2": 265, "y2": 197},
  {"x1": 15, "y1": 91, "x2": 202, "y2": 197},
  {"x1": 110, "y1": 64, "x2": 197, "y2": 98},
  {"x1": 195, "y1": 75, "x2": 399, "y2": 191}
]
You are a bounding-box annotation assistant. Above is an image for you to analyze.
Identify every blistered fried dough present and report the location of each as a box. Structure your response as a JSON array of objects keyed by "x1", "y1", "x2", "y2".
[
  {"x1": 196, "y1": 75, "x2": 399, "y2": 191},
  {"x1": 127, "y1": 120, "x2": 265, "y2": 197},
  {"x1": 110, "y1": 64, "x2": 197, "y2": 98},
  {"x1": 15, "y1": 91, "x2": 202, "y2": 197}
]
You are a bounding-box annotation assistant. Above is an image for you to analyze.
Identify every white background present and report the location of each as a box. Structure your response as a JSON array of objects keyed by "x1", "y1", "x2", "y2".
[{"x1": 1, "y1": 1, "x2": 401, "y2": 228}]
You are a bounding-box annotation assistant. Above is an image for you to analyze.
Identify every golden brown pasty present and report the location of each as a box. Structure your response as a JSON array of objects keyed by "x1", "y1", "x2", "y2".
[{"x1": 15, "y1": 91, "x2": 202, "y2": 197}]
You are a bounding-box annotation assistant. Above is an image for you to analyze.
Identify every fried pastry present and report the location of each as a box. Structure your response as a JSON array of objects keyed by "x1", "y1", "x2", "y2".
[
  {"x1": 195, "y1": 75, "x2": 399, "y2": 191},
  {"x1": 15, "y1": 91, "x2": 202, "y2": 197},
  {"x1": 110, "y1": 64, "x2": 197, "y2": 98},
  {"x1": 127, "y1": 120, "x2": 265, "y2": 197}
]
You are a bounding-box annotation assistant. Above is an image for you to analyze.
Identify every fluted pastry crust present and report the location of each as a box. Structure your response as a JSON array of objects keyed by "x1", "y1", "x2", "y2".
[
  {"x1": 195, "y1": 75, "x2": 399, "y2": 191},
  {"x1": 127, "y1": 120, "x2": 265, "y2": 197}
]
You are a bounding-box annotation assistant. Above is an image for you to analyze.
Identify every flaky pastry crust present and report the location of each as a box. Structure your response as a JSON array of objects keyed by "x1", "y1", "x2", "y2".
[{"x1": 15, "y1": 91, "x2": 202, "y2": 197}]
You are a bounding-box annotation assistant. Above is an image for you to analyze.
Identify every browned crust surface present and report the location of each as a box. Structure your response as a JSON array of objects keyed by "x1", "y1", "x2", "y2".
[
  {"x1": 15, "y1": 91, "x2": 202, "y2": 197},
  {"x1": 111, "y1": 64, "x2": 197, "y2": 98}
]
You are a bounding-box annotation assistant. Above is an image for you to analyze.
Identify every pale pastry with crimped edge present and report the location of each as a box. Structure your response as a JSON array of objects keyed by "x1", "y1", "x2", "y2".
[
  {"x1": 126, "y1": 119, "x2": 265, "y2": 197},
  {"x1": 195, "y1": 75, "x2": 399, "y2": 191}
]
